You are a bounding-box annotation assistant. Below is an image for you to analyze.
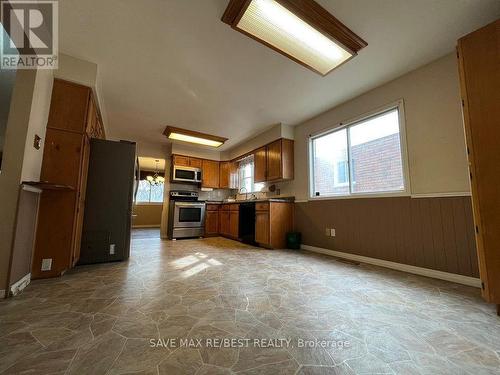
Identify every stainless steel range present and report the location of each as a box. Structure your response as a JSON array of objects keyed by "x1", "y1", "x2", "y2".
[{"x1": 167, "y1": 191, "x2": 206, "y2": 239}]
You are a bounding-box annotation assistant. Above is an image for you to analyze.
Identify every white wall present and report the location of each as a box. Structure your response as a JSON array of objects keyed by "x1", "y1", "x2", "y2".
[
  {"x1": 0, "y1": 69, "x2": 53, "y2": 293},
  {"x1": 292, "y1": 53, "x2": 470, "y2": 200},
  {"x1": 21, "y1": 70, "x2": 54, "y2": 182}
]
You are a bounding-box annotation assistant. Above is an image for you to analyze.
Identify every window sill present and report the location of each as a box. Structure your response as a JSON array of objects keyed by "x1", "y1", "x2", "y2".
[
  {"x1": 308, "y1": 191, "x2": 409, "y2": 201},
  {"x1": 134, "y1": 202, "x2": 164, "y2": 206}
]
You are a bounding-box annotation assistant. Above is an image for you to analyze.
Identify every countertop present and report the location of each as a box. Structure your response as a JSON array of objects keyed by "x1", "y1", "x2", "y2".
[{"x1": 205, "y1": 197, "x2": 295, "y2": 204}]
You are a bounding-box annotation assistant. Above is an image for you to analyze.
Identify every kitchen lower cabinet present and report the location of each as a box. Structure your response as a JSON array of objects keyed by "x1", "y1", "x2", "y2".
[
  {"x1": 255, "y1": 211, "x2": 270, "y2": 245},
  {"x1": 229, "y1": 207, "x2": 239, "y2": 239},
  {"x1": 255, "y1": 202, "x2": 294, "y2": 249},
  {"x1": 205, "y1": 206, "x2": 219, "y2": 236},
  {"x1": 211, "y1": 201, "x2": 293, "y2": 249},
  {"x1": 219, "y1": 209, "x2": 230, "y2": 236}
]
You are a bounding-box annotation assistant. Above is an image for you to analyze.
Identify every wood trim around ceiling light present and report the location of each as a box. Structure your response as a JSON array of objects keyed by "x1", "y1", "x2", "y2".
[
  {"x1": 221, "y1": 0, "x2": 367, "y2": 75},
  {"x1": 163, "y1": 126, "x2": 228, "y2": 144}
]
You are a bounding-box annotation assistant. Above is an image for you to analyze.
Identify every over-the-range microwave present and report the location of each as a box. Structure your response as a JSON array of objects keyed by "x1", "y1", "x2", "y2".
[{"x1": 172, "y1": 165, "x2": 202, "y2": 183}]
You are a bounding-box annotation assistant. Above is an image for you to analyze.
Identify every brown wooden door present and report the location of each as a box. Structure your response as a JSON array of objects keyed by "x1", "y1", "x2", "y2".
[
  {"x1": 40, "y1": 128, "x2": 83, "y2": 187},
  {"x1": 254, "y1": 146, "x2": 267, "y2": 182},
  {"x1": 172, "y1": 155, "x2": 190, "y2": 167},
  {"x1": 205, "y1": 210, "x2": 219, "y2": 235},
  {"x1": 202, "y1": 160, "x2": 220, "y2": 188},
  {"x1": 47, "y1": 79, "x2": 90, "y2": 133},
  {"x1": 255, "y1": 211, "x2": 270, "y2": 245},
  {"x1": 220, "y1": 211, "x2": 230, "y2": 236},
  {"x1": 189, "y1": 158, "x2": 203, "y2": 169},
  {"x1": 458, "y1": 19, "x2": 500, "y2": 304},
  {"x1": 266, "y1": 139, "x2": 282, "y2": 181},
  {"x1": 219, "y1": 162, "x2": 230, "y2": 188},
  {"x1": 229, "y1": 211, "x2": 239, "y2": 238}
]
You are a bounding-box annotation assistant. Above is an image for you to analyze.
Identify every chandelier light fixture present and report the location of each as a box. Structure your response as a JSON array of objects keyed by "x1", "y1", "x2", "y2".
[{"x1": 146, "y1": 160, "x2": 165, "y2": 185}]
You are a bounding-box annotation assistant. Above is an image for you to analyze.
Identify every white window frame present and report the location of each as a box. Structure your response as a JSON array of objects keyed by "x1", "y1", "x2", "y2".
[
  {"x1": 308, "y1": 100, "x2": 411, "y2": 200},
  {"x1": 136, "y1": 179, "x2": 164, "y2": 205}
]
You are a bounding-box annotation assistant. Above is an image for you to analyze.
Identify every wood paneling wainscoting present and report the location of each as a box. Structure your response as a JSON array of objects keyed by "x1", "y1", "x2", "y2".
[{"x1": 295, "y1": 196, "x2": 478, "y2": 278}]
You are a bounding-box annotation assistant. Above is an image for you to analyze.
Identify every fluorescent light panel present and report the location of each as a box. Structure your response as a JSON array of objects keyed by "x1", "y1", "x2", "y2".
[
  {"x1": 164, "y1": 126, "x2": 227, "y2": 148},
  {"x1": 236, "y1": 0, "x2": 353, "y2": 75},
  {"x1": 168, "y1": 132, "x2": 224, "y2": 147}
]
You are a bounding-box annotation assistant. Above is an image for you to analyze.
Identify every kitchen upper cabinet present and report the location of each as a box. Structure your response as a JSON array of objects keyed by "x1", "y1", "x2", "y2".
[
  {"x1": 253, "y1": 139, "x2": 294, "y2": 183},
  {"x1": 47, "y1": 80, "x2": 91, "y2": 133},
  {"x1": 189, "y1": 158, "x2": 203, "y2": 169},
  {"x1": 172, "y1": 155, "x2": 190, "y2": 167},
  {"x1": 457, "y1": 19, "x2": 500, "y2": 307},
  {"x1": 254, "y1": 146, "x2": 267, "y2": 183},
  {"x1": 220, "y1": 161, "x2": 239, "y2": 189},
  {"x1": 267, "y1": 139, "x2": 294, "y2": 182},
  {"x1": 202, "y1": 159, "x2": 220, "y2": 188},
  {"x1": 219, "y1": 162, "x2": 230, "y2": 189}
]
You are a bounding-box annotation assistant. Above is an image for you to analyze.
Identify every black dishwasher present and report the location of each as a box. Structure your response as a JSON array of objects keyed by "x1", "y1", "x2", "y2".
[{"x1": 239, "y1": 202, "x2": 256, "y2": 245}]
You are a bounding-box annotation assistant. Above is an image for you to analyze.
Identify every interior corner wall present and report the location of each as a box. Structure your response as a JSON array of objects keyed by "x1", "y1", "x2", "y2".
[
  {"x1": 292, "y1": 53, "x2": 477, "y2": 277},
  {"x1": 292, "y1": 53, "x2": 470, "y2": 200},
  {"x1": 0, "y1": 70, "x2": 38, "y2": 293}
]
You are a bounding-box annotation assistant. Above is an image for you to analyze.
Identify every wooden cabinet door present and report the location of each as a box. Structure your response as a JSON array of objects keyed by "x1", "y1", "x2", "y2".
[
  {"x1": 219, "y1": 162, "x2": 230, "y2": 189},
  {"x1": 266, "y1": 139, "x2": 282, "y2": 181},
  {"x1": 205, "y1": 210, "x2": 219, "y2": 235},
  {"x1": 40, "y1": 128, "x2": 83, "y2": 187},
  {"x1": 47, "y1": 79, "x2": 90, "y2": 133},
  {"x1": 458, "y1": 19, "x2": 500, "y2": 304},
  {"x1": 220, "y1": 211, "x2": 230, "y2": 236},
  {"x1": 255, "y1": 211, "x2": 270, "y2": 245},
  {"x1": 229, "y1": 211, "x2": 239, "y2": 238},
  {"x1": 229, "y1": 162, "x2": 239, "y2": 189},
  {"x1": 254, "y1": 146, "x2": 267, "y2": 183},
  {"x1": 189, "y1": 158, "x2": 203, "y2": 169},
  {"x1": 202, "y1": 160, "x2": 220, "y2": 188},
  {"x1": 172, "y1": 155, "x2": 190, "y2": 167}
]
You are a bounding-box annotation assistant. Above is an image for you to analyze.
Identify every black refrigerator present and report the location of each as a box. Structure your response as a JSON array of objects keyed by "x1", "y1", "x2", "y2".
[{"x1": 78, "y1": 139, "x2": 137, "y2": 265}]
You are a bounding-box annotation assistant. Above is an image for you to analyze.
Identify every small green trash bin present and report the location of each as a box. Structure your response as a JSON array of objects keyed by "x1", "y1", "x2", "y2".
[{"x1": 286, "y1": 232, "x2": 301, "y2": 250}]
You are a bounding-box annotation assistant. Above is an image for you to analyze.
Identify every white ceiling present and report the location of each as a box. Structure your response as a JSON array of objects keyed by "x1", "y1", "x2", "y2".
[{"x1": 59, "y1": 0, "x2": 500, "y2": 151}]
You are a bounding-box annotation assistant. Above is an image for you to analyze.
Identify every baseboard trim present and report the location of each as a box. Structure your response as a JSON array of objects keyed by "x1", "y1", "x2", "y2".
[
  {"x1": 301, "y1": 244, "x2": 481, "y2": 288},
  {"x1": 132, "y1": 225, "x2": 161, "y2": 228},
  {"x1": 9, "y1": 273, "x2": 31, "y2": 296}
]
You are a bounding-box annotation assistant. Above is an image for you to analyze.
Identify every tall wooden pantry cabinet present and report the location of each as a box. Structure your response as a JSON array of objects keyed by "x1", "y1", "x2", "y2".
[
  {"x1": 457, "y1": 19, "x2": 500, "y2": 312},
  {"x1": 31, "y1": 79, "x2": 105, "y2": 279}
]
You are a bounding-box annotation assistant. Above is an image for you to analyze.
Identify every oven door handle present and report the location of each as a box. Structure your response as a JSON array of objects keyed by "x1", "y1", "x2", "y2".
[{"x1": 174, "y1": 202, "x2": 205, "y2": 208}]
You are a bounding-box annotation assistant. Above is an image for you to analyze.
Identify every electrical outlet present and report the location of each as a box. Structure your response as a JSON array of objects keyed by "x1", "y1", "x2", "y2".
[
  {"x1": 325, "y1": 228, "x2": 330, "y2": 236},
  {"x1": 41, "y1": 258, "x2": 52, "y2": 271},
  {"x1": 330, "y1": 228, "x2": 336, "y2": 237},
  {"x1": 110, "y1": 244, "x2": 115, "y2": 255}
]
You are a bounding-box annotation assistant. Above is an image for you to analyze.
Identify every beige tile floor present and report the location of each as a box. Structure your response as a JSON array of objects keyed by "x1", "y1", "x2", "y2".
[{"x1": 1, "y1": 230, "x2": 499, "y2": 375}]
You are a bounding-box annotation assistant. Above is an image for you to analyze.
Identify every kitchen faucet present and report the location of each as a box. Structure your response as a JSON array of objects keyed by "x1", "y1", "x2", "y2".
[{"x1": 239, "y1": 186, "x2": 248, "y2": 200}]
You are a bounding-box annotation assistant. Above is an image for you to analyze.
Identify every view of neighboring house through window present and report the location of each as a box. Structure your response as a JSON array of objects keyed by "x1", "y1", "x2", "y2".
[
  {"x1": 238, "y1": 155, "x2": 264, "y2": 193},
  {"x1": 310, "y1": 104, "x2": 406, "y2": 197},
  {"x1": 136, "y1": 177, "x2": 164, "y2": 203}
]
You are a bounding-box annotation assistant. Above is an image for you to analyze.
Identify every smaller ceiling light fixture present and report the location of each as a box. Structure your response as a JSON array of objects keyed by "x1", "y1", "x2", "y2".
[
  {"x1": 146, "y1": 160, "x2": 165, "y2": 186},
  {"x1": 163, "y1": 126, "x2": 228, "y2": 148},
  {"x1": 221, "y1": 0, "x2": 367, "y2": 75}
]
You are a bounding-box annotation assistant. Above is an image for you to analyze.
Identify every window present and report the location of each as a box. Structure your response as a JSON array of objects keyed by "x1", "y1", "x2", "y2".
[
  {"x1": 310, "y1": 104, "x2": 406, "y2": 198},
  {"x1": 136, "y1": 180, "x2": 164, "y2": 203},
  {"x1": 238, "y1": 155, "x2": 265, "y2": 193}
]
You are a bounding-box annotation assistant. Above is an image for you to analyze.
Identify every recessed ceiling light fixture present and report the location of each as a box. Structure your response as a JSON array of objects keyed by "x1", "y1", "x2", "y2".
[
  {"x1": 163, "y1": 126, "x2": 228, "y2": 148},
  {"x1": 222, "y1": 0, "x2": 367, "y2": 75}
]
